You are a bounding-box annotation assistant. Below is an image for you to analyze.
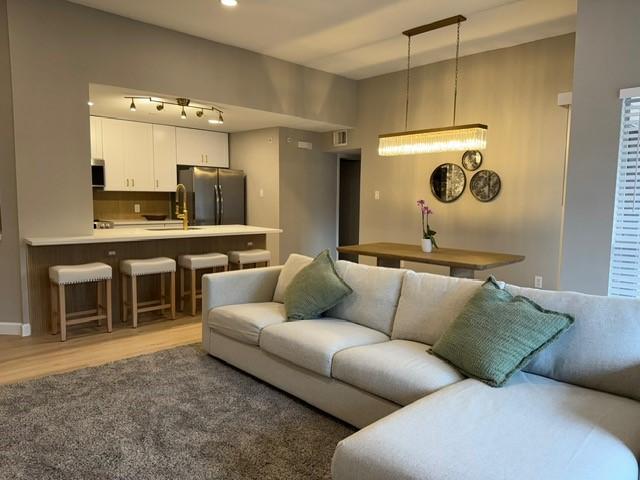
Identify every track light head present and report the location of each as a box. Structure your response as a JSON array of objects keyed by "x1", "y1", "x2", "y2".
[
  {"x1": 129, "y1": 99, "x2": 136, "y2": 112},
  {"x1": 181, "y1": 108, "x2": 187, "y2": 119},
  {"x1": 218, "y1": 112, "x2": 224, "y2": 124},
  {"x1": 196, "y1": 109, "x2": 204, "y2": 118},
  {"x1": 156, "y1": 103, "x2": 164, "y2": 111}
]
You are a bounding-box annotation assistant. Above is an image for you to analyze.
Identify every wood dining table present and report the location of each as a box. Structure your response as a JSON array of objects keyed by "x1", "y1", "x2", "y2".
[{"x1": 337, "y1": 242, "x2": 525, "y2": 279}]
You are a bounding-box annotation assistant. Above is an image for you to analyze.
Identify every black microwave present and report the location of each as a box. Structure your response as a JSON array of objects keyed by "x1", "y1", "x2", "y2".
[{"x1": 91, "y1": 159, "x2": 105, "y2": 188}]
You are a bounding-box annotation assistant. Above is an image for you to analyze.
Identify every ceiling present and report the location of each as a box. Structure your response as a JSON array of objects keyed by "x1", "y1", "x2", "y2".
[
  {"x1": 69, "y1": 0, "x2": 576, "y2": 80},
  {"x1": 89, "y1": 84, "x2": 347, "y2": 132}
]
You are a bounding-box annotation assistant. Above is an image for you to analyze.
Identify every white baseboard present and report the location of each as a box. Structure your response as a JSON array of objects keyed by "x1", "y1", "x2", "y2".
[{"x1": 0, "y1": 322, "x2": 31, "y2": 336}]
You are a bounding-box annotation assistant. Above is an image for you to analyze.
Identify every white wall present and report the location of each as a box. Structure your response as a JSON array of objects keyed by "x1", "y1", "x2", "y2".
[{"x1": 560, "y1": 0, "x2": 640, "y2": 294}]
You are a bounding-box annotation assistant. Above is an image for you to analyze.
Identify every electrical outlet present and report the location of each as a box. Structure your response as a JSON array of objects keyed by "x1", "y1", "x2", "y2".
[
  {"x1": 247, "y1": 241, "x2": 254, "y2": 247},
  {"x1": 107, "y1": 250, "x2": 117, "y2": 256},
  {"x1": 259, "y1": 188, "x2": 264, "y2": 198},
  {"x1": 374, "y1": 190, "x2": 380, "y2": 200},
  {"x1": 534, "y1": 276, "x2": 543, "y2": 289},
  {"x1": 134, "y1": 203, "x2": 141, "y2": 213}
]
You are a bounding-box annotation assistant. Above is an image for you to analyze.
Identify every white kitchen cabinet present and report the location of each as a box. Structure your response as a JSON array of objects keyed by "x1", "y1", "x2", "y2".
[
  {"x1": 90, "y1": 116, "x2": 103, "y2": 159},
  {"x1": 152, "y1": 124, "x2": 177, "y2": 191},
  {"x1": 101, "y1": 118, "x2": 154, "y2": 191},
  {"x1": 176, "y1": 127, "x2": 229, "y2": 167}
]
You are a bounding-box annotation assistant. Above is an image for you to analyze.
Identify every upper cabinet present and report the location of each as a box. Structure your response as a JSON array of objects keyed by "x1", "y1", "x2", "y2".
[
  {"x1": 152, "y1": 125, "x2": 178, "y2": 192},
  {"x1": 176, "y1": 127, "x2": 229, "y2": 167},
  {"x1": 101, "y1": 118, "x2": 154, "y2": 191},
  {"x1": 90, "y1": 116, "x2": 103, "y2": 159}
]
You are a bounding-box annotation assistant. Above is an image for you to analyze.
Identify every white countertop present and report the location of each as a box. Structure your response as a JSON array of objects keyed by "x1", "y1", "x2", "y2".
[{"x1": 25, "y1": 225, "x2": 282, "y2": 246}]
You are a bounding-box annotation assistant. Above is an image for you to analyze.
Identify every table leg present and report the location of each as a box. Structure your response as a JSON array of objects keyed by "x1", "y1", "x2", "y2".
[
  {"x1": 450, "y1": 267, "x2": 475, "y2": 279},
  {"x1": 376, "y1": 257, "x2": 401, "y2": 268}
]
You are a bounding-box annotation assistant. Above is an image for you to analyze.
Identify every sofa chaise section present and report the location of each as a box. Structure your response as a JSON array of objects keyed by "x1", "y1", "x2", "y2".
[{"x1": 332, "y1": 371, "x2": 640, "y2": 480}]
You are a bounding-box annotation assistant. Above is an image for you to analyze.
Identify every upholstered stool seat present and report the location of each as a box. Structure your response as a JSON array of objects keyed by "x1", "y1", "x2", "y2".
[
  {"x1": 120, "y1": 257, "x2": 176, "y2": 276},
  {"x1": 178, "y1": 253, "x2": 228, "y2": 271},
  {"x1": 228, "y1": 249, "x2": 271, "y2": 269},
  {"x1": 120, "y1": 257, "x2": 176, "y2": 328},
  {"x1": 48, "y1": 262, "x2": 113, "y2": 341},
  {"x1": 178, "y1": 253, "x2": 228, "y2": 315}
]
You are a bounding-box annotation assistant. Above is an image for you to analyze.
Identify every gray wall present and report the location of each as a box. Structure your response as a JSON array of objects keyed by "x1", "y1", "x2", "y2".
[
  {"x1": 352, "y1": 34, "x2": 575, "y2": 289},
  {"x1": 279, "y1": 128, "x2": 337, "y2": 261},
  {"x1": 229, "y1": 128, "x2": 280, "y2": 262},
  {"x1": 560, "y1": 0, "x2": 640, "y2": 294},
  {"x1": 0, "y1": 0, "x2": 22, "y2": 328},
  {"x1": 6, "y1": 0, "x2": 356, "y2": 240}
]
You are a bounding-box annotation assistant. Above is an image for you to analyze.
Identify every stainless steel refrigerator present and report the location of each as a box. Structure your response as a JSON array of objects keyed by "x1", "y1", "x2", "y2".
[{"x1": 176, "y1": 166, "x2": 246, "y2": 225}]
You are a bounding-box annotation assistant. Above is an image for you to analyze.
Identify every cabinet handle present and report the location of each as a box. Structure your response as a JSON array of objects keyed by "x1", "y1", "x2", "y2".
[
  {"x1": 126, "y1": 178, "x2": 129, "y2": 187},
  {"x1": 206, "y1": 154, "x2": 209, "y2": 163},
  {"x1": 156, "y1": 179, "x2": 159, "y2": 188},
  {"x1": 132, "y1": 178, "x2": 135, "y2": 187}
]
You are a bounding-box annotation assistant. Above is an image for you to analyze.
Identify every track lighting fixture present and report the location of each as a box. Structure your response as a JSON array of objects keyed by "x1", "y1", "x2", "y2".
[{"x1": 124, "y1": 96, "x2": 224, "y2": 125}]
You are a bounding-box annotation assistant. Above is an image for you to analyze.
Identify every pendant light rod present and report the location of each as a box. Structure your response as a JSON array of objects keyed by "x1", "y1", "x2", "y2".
[
  {"x1": 453, "y1": 19, "x2": 461, "y2": 126},
  {"x1": 402, "y1": 15, "x2": 466, "y2": 37}
]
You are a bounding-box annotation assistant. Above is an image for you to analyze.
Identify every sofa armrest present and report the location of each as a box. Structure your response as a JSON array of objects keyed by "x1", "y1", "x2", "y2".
[{"x1": 201, "y1": 266, "x2": 283, "y2": 351}]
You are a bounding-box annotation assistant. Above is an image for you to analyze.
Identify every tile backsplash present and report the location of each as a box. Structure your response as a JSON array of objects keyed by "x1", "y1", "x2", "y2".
[{"x1": 93, "y1": 191, "x2": 173, "y2": 220}]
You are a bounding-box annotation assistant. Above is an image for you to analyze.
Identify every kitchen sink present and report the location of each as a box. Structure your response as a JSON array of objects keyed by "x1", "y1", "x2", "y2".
[{"x1": 146, "y1": 227, "x2": 204, "y2": 231}]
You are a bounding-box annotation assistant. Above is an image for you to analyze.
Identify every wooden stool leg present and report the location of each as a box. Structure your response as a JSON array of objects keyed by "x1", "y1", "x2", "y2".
[
  {"x1": 58, "y1": 284, "x2": 66, "y2": 342},
  {"x1": 180, "y1": 267, "x2": 185, "y2": 311},
  {"x1": 106, "y1": 279, "x2": 112, "y2": 333},
  {"x1": 170, "y1": 271, "x2": 176, "y2": 319},
  {"x1": 96, "y1": 281, "x2": 103, "y2": 326},
  {"x1": 50, "y1": 281, "x2": 58, "y2": 335},
  {"x1": 160, "y1": 273, "x2": 166, "y2": 315},
  {"x1": 131, "y1": 276, "x2": 138, "y2": 329},
  {"x1": 190, "y1": 269, "x2": 197, "y2": 316},
  {"x1": 121, "y1": 273, "x2": 128, "y2": 323}
]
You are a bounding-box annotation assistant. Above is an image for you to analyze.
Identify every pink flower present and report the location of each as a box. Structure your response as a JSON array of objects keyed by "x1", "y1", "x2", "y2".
[{"x1": 416, "y1": 199, "x2": 425, "y2": 206}]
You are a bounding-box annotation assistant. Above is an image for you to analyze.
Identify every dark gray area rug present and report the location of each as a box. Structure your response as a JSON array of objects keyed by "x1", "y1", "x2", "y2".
[{"x1": 0, "y1": 345, "x2": 355, "y2": 480}]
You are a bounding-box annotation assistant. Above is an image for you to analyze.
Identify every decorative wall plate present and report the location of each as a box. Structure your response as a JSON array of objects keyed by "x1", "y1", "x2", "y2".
[
  {"x1": 430, "y1": 163, "x2": 466, "y2": 203},
  {"x1": 462, "y1": 150, "x2": 483, "y2": 171},
  {"x1": 470, "y1": 170, "x2": 501, "y2": 202}
]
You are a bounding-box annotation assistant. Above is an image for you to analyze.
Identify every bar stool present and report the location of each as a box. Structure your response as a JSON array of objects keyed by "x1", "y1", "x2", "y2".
[
  {"x1": 178, "y1": 252, "x2": 228, "y2": 315},
  {"x1": 228, "y1": 249, "x2": 271, "y2": 270},
  {"x1": 49, "y1": 262, "x2": 112, "y2": 342},
  {"x1": 120, "y1": 257, "x2": 176, "y2": 328}
]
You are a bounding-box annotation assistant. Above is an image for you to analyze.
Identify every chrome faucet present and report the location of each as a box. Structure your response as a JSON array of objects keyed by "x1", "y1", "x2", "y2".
[{"x1": 175, "y1": 183, "x2": 189, "y2": 230}]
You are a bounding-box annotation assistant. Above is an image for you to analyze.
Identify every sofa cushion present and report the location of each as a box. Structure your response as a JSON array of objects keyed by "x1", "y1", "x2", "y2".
[
  {"x1": 332, "y1": 340, "x2": 464, "y2": 406},
  {"x1": 272, "y1": 253, "x2": 312, "y2": 303},
  {"x1": 431, "y1": 278, "x2": 574, "y2": 387},
  {"x1": 208, "y1": 302, "x2": 286, "y2": 345},
  {"x1": 327, "y1": 261, "x2": 407, "y2": 335},
  {"x1": 392, "y1": 271, "x2": 482, "y2": 345},
  {"x1": 260, "y1": 319, "x2": 389, "y2": 377},
  {"x1": 332, "y1": 372, "x2": 640, "y2": 480},
  {"x1": 506, "y1": 285, "x2": 640, "y2": 402}
]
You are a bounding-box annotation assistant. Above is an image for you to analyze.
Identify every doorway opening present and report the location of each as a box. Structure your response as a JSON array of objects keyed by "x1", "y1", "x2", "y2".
[{"x1": 338, "y1": 153, "x2": 361, "y2": 262}]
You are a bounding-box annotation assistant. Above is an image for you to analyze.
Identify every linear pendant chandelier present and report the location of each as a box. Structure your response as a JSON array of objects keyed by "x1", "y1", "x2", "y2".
[{"x1": 378, "y1": 15, "x2": 487, "y2": 156}]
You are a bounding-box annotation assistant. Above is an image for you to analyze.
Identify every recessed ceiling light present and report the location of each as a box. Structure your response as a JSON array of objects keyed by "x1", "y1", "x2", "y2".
[
  {"x1": 87, "y1": 101, "x2": 94, "y2": 106},
  {"x1": 220, "y1": 0, "x2": 238, "y2": 7}
]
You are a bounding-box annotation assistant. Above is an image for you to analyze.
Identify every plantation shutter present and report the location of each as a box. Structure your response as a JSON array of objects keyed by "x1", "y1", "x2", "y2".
[{"x1": 609, "y1": 89, "x2": 640, "y2": 297}]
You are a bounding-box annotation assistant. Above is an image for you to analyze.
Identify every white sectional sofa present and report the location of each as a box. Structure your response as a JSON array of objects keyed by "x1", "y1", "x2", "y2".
[{"x1": 201, "y1": 259, "x2": 640, "y2": 480}]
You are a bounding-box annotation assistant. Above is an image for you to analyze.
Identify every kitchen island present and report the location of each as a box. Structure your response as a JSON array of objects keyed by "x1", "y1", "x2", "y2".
[{"x1": 25, "y1": 225, "x2": 281, "y2": 335}]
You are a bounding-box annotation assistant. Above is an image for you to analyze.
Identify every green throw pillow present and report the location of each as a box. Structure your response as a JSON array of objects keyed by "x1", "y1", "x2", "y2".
[
  {"x1": 284, "y1": 250, "x2": 352, "y2": 320},
  {"x1": 431, "y1": 277, "x2": 574, "y2": 387}
]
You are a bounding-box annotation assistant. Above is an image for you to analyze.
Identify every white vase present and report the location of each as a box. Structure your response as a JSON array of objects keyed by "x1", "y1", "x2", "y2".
[{"x1": 421, "y1": 238, "x2": 433, "y2": 253}]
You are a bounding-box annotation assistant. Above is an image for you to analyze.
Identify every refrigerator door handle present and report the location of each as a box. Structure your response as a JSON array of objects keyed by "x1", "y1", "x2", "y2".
[
  {"x1": 213, "y1": 184, "x2": 219, "y2": 224},
  {"x1": 219, "y1": 184, "x2": 224, "y2": 224}
]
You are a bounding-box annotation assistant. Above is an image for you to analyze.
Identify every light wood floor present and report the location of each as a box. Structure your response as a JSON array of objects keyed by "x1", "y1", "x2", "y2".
[{"x1": 0, "y1": 314, "x2": 202, "y2": 385}]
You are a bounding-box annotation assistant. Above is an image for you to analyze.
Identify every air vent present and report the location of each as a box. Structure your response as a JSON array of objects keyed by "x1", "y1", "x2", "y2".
[{"x1": 333, "y1": 130, "x2": 348, "y2": 147}]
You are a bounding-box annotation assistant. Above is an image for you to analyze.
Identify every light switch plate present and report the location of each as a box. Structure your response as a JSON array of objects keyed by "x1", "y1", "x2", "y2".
[
  {"x1": 534, "y1": 276, "x2": 543, "y2": 289},
  {"x1": 134, "y1": 204, "x2": 141, "y2": 213},
  {"x1": 374, "y1": 190, "x2": 380, "y2": 200}
]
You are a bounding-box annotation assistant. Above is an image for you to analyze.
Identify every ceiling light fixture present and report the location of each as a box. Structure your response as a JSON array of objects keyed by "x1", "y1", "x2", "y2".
[
  {"x1": 220, "y1": 0, "x2": 238, "y2": 7},
  {"x1": 124, "y1": 96, "x2": 224, "y2": 123},
  {"x1": 378, "y1": 15, "x2": 487, "y2": 156}
]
